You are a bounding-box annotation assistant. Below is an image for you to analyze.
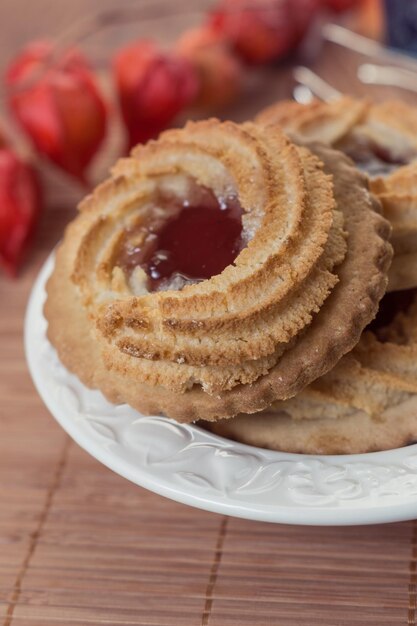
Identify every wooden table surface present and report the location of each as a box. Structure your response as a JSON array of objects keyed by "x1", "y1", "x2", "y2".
[{"x1": 1, "y1": 2, "x2": 417, "y2": 625}]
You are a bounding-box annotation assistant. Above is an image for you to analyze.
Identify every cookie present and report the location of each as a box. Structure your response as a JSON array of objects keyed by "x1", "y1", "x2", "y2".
[
  {"x1": 45, "y1": 119, "x2": 391, "y2": 422},
  {"x1": 257, "y1": 97, "x2": 417, "y2": 292},
  {"x1": 208, "y1": 292, "x2": 417, "y2": 454}
]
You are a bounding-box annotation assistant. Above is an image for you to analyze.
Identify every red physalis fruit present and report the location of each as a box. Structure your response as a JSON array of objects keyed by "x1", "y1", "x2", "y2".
[
  {"x1": 209, "y1": 0, "x2": 319, "y2": 65},
  {"x1": 209, "y1": 0, "x2": 293, "y2": 64},
  {"x1": 113, "y1": 40, "x2": 200, "y2": 150},
  {"x1": 322, "y1": 0, "x2": 363, "y2": 11},
  {"x1": 5, "y1": 41, "x2": 107, "y2": 183},
  {"x1": 0, "y1": 149, "x2": 41, "y2": 277},
  {"x1": 176, "y1": 25, "x2": 243, "y2": 110}
]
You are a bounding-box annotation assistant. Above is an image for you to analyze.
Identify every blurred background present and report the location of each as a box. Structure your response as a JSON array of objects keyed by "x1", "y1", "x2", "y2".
[{"x1": 1, "y1": 0, "x2": 417, "y2": 281}]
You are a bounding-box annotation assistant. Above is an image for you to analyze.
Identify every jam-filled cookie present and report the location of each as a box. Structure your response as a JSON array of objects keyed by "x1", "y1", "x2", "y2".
[
  {"x1": 45, "y1": 119, "x2": 391, "y2": 422},
  {"x1": 207, "y1": 289, "x2": 417, "y2": 454},
  {"x1": 257, "y1": 97, "x2": 417, "y2": 292}
]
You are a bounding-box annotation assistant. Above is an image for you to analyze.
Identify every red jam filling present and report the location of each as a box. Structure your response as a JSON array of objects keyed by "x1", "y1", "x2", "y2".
[
  {"x1": 116, "y1": 185, "x2": 244, "y2": 292},
  {"x1": 336, "y1": 137, "x2": 410, "y2": 177}
]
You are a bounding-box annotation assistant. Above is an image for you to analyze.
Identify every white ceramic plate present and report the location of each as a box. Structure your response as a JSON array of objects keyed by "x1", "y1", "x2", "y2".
[{"x1": 25, "y1": 254, "x2": 417, "y2": 525}]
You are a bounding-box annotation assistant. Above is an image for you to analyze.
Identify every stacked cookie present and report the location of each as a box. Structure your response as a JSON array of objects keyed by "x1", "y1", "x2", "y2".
[
  {"x1": 211, "y1": 98, "x2": 417, "y2": 453},
  {"x1": 257, "y1": 97, "x2": 417, "y2": 292},
  {"x1": 45, "y1": 99, "x2": 417, "y2": 454}
]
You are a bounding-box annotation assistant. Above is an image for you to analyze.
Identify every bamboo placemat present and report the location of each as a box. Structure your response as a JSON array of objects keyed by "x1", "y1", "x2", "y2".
[{"x1": 1, "y1": 1, "x2": 417, "y2": 624}]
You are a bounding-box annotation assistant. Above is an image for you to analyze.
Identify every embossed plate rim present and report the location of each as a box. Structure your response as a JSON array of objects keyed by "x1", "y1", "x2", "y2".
[{"x1": 25, "y1": 254, "x2": 417, "y2": 525}]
